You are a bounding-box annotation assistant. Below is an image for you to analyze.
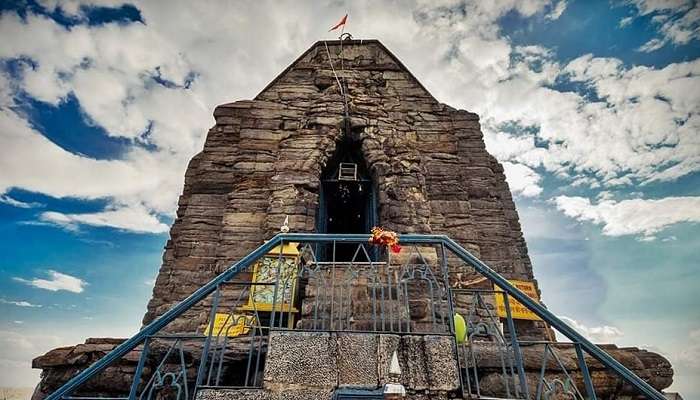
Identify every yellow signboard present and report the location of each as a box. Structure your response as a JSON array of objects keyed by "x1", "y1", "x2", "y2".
[
  {"x1": 241, "y1": 243, "x2": 300, "y2": 312},
  {"x1": 494, "y1": 280, "x2": 541, "y2": 321},
  {"x1": 203, "y1": 313, "x2": 257, "y2": 337}
]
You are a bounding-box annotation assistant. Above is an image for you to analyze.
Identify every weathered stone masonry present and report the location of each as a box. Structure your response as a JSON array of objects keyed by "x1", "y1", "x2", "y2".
[{"x1": 143, "y1": 40, "x2": 538, "y2": 335}]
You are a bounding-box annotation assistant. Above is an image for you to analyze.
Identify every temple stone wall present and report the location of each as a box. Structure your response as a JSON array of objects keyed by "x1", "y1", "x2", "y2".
[{"x1": 143, "y1": 40, "x2": 540, "y2": 335}]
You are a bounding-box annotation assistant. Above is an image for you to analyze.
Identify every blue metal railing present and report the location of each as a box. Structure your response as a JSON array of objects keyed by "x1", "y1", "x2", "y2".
[
  {"x1": 46, "y1": 233, "x2": 665, "y2": 400},
  {"x1": 441, "y1": 236, "x2": 663, "y2": 400}
]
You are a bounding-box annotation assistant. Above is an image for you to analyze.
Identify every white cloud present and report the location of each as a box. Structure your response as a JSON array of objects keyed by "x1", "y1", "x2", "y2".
[
  {"x1": 638, "y1": 37, "x2": 666, "y2": 52},
  {"x1": 637, "y1": 235, "x2": 657, "y2": 242},
  {"x1": 661, "y1": 235, "x2": 677, "y2": 241},
  {"x1": 502, "y1": 162, "x2": 543, "y2": 197},
  {"x1": 545, "y1": 0, "x2": 567, "y2": 20},
  {"x1": 0, "y1": 0, "x2": 563, "y2": 225},
  {"x1": 596, "y1": 191, "x2": 615, "y2": 201},
  {"x1": 625, "y1": 0, "x2": 700, "y2": 52},
  {"x1": 553, "y1": 196, "x2": 700, "y2": 239},
  {"x1": 0, "y1": 11, "x2": 207, "y2": 233},
  {"x1": 484, "y1": 130, "x2": 546, "y2": 167},
  {"x1": 0, "y1": 298, "x2": 42, "y2": 308},
  {"x1": 0, "y1": 329, "x2": 64, "y2": 387},
  {"x1": 451, "y1": 39, "x2": 699, "y2": 192},
  {"x1": 675, "y1": 329, "x2": 700, "y2": 369},
  {"x1": 0, "y1": 1, "x2": 697, "y2": 221},
  {"x1": 489, "y1": 54, "x2": 700, "y2": 187},
  {"x1": 559, "y1": 316, "x2": 625, "y2": 343},
  {"x1": 0, "y1": 194, "x2": 43, "y2": 208},
  {"x1": 0, "y1": 71, "x2": 15, "y2": 108},
  {"x1": 619, "y1": 16, "x2": 634, "y2": 27},
  {"x1": 0, "y1": 108, "x2": 168, "y2": 206},
  {"x1": 39, "y1": 203, "x2": 169, "y2": 233},
  {"x1": 0, "y1": 106, "x2": 183, "y2": 232},
  {"x1": 13, "y1": 270, "x2": 87, "y2": 293}
]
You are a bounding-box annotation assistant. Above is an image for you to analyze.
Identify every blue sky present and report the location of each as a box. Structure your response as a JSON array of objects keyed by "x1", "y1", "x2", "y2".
[{"x1": 1, "y1": 0, "x2": 699, "y2": 398}]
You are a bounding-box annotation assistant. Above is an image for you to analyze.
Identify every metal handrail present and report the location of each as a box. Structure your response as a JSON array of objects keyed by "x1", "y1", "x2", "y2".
[
  {"x1": 46, "y1": 233, "x2": 665, "y2": 400},
  {"x1": 46, "y1": 237, "x2": 283, "y2": 400},
  {"x1": 442, "y1": 236, "x2": 664, "y2": 400}
]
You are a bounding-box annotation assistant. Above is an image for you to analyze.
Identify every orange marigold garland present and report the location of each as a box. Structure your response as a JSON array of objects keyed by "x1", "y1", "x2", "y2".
[{"x1": 369, "y1": 226, "x2": 401, "y2": 254}]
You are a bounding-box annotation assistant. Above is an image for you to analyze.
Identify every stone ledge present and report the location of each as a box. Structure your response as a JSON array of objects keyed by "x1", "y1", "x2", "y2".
[
  {"x1": 196, "y1": 388, "x2": 333, "y2": 400},
  {"x1": 262, "y1": 331, "x2": 460, "y2": 393}
]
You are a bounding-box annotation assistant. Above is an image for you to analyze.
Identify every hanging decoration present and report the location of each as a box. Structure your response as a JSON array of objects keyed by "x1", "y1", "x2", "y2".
[
  {"x1": 454, "y1": 313, "x2": 468, "y2": 344},
  {"x1": 369, "y1": 226, "x2": 401, "y2": 254}
]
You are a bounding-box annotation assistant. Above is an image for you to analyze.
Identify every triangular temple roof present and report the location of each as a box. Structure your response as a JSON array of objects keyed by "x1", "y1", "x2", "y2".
[{"x1": 255, "y1": 39, "x2": 437, "y2": 103}]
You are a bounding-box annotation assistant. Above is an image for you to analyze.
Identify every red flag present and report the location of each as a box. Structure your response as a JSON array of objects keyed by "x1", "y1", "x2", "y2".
[{"x1": 329, "y1": 14, "x2": 348, "y2": 32}]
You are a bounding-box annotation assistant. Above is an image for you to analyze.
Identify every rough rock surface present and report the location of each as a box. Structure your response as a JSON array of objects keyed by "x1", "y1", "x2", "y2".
[
  {"x1": 262, "y1": 331, "x2": 459, "y2": 393},
  {"x1": 32, "y1": 338, "x2": 138, "y2": 399},
  {"x1": 140, "y1": 39, "x2": 545, "y2": 336},
  {"x1": 264, "y1": 331, "x2": 339, "y2": 389}
]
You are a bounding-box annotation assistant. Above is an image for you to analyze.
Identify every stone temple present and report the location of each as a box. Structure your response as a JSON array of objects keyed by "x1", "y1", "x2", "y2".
[{"x1": 33, "y1": 40, "x2": 674, "y2": 400}]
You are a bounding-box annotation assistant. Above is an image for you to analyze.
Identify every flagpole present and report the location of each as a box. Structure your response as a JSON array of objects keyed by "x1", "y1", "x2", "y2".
[{"x1": 339, "y1": 13, "x2": 346, "y2": 73}]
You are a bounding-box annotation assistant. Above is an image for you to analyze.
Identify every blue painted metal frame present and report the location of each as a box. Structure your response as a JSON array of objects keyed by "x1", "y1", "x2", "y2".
[
  {"x1": 575, "y1": 343, "x2": 598, "y2": 400},
  {"x1": 46, "y1": 233, "x2": 665, "y2": 400},
  {"x1": 334, "y1": 387, "x2": 384, "y2": 399},
  {"x1": 46, "y1": 237, "x2": 283, "y2": 400},
  {"x1": 441, "y1": 236, "x2": 664, "y2": 400},
  {"x1": 503, "y1": 292, "x2": 529, "y2": 399}
]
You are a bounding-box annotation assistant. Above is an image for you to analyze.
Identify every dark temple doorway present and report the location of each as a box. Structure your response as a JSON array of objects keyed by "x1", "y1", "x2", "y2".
[{"x1": 316, "y1": 138, "x2": 377, "y2": 261}]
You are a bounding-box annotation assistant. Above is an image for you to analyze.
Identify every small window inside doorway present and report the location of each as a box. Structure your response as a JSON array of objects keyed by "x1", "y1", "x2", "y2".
[{"x1": 338, "y1": 162, "x2": 358, "y2": 181}]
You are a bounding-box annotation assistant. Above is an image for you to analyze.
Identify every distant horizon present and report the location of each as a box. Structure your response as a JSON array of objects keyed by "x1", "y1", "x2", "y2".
[{"x1": 0, "y1": 387, "x2": 34, "y2": 400}]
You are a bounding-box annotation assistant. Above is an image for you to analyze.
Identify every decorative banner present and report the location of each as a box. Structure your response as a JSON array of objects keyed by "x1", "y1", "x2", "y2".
[
  {"x1": 204, "y1": 313, "x2": 256, "y2": 337},
  {"x1": 369, "y1": 226, "x2": 401, "y2": 253},
  {"x1": 454, "y1": 313, "x2": 468, "y2": 344},
  {"x1": 249, "y1": 256, "x2": 298, "y2": 306},
  {"x1": 494, "y1": 280, "x2": 542, "y2": 321},
  {"x1": 240, "y1": 243, "x2": 300, "y2": 313}
]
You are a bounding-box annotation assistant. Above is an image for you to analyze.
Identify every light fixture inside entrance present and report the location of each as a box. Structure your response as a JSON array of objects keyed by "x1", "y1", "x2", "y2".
[{"x1": 338, "y1": 162, "x2": 358, "y2": 181}]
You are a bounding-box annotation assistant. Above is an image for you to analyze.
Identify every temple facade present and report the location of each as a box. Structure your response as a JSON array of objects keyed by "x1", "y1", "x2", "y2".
[
  {"x1": 143, "y1": 39, "x2": 545, "y2": 337},
  {"x1": 33, "y1": 39, "x2": 673, "y2": 400}
]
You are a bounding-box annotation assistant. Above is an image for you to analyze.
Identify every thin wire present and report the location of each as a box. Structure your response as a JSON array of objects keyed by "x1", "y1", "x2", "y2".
[
  {"x1": 323, "y1": 40, "x2": 344, "y2": 96},
  {"x1": 324, "y1": 32, "x2": 351, "y2": 127},
  {"x1": 337, "y1": 33, "x2": 349, "y2": 121},
  {"x1": 340, "y1": 21, "x2": 345, "y2": 73}
]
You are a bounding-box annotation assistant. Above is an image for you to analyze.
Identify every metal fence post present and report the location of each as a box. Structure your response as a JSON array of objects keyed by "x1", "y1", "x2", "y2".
[
  {"x1": 503, "y1": 292, "x2": 529, "y2": 399},
  {"x1": 575, "y1": 342, "x2": 598, "y2": 400},
  {"x1": 196, "y1": 284, "x2": 222, "y2": 387},
  {"x1": 128, "y1": 338, "x2": 149, "y2": 400}
]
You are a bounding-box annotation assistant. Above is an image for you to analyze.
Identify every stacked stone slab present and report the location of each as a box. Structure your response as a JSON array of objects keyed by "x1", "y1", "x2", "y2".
[
  {"x1": 33, "y1": 40, "x2": 674, "y2": 399},
  {"x1": 142, "y1": 39, "x2": 545, "y2": 336}
]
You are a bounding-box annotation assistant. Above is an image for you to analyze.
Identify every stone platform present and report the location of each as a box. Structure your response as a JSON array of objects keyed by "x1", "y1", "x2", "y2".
[{"x1": 32, "y1": 332, "x2": 672, "y2": 400}]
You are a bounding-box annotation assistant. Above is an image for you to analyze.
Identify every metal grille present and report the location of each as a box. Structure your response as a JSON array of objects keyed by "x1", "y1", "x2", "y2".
[{"x1": 45, "y1": 234, "x2": 666, "y2": 400}]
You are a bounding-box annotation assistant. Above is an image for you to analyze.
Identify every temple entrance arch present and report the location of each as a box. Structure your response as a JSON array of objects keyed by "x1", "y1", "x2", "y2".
[{"x1": 316, "y1": 138, "x2": 377, "y2": 261}]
